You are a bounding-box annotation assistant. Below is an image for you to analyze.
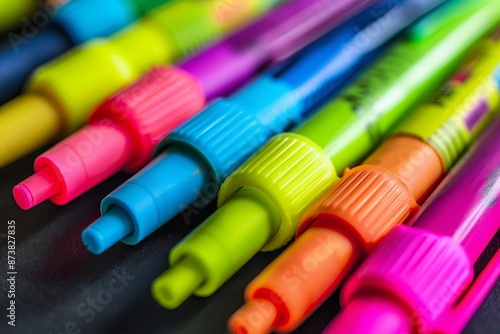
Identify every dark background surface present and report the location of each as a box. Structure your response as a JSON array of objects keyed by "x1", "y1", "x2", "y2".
[{"x1": 0, "y1": 144, "x2": 499, "y2": 334}]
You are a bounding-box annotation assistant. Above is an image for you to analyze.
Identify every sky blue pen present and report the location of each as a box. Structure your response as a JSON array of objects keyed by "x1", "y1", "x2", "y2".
[{"x1": 82, "y1": 0, "x2": 445, "y2": 254}]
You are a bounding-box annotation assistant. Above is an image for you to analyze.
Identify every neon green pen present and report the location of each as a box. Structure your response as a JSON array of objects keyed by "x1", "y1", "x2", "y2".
[{"x1": 151, "y1": 0, "x2": 500, "y2": 309}]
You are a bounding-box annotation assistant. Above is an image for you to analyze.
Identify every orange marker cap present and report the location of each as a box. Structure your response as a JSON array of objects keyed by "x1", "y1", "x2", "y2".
[
  {"x1": 298, "y1": 166, "x2": 419, "y2": 248},
  {"x1": 297, "y1": 135, "x2": 444, "y2": 246},
  {"x1": 361, "y1": 135, "x2": 445, "y2": 203}
]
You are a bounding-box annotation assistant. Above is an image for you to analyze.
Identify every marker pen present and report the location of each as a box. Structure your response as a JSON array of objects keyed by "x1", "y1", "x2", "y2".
[
  {"x1": 229, "y1": 29, "x2": 500, "y2": 333},
  {"x1": 79, "y1": 0, "x2": 430, "y2": 256},
  {"x1": 151, "y1": 0, "x2": 500, "y2": 312},
  {"x1": 13, "y1": 0, "x2": 380, "y2": 210},
  {"x1": 0, "y1": 0, "x2": 279, "y2": 168},
  {"x1": 325, "y1": 112, "x2": 500, "y2": 334},
  {"x1": 0, "y1": 0, "x2": 171, "y2": 104}
]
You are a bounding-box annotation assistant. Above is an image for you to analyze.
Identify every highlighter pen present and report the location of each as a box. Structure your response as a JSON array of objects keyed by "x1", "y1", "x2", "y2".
[
  {"x1": 12, "y1": 0, "x2": 379, "y2": 211},
  {"x1": 229, "y1": 31, "x2": 500, "y2": 334},
  {"x1": 80, "y1": 0, "x2": 433, "y2": 256},
  {"x1": 230, "y1": 29, "x2": 500, "y2": 333},
  {"x1": 0, "y1": 0, "x2": 171, "y2": 104},
  {"x1": 152, "y1": 0, "x2": 500, "y2": 312},
  {"x1": 325, "y1": 113, "x2": 500, "y2": 334},
  {"x1": 0, "y1": 0, "x2": 280, "y2": 168}
]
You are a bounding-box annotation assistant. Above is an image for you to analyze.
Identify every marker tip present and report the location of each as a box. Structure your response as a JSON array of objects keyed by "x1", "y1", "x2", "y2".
[
  {"x1": 13, "y1": 166, "x2": 59, "y2": 210},
  {"x1": 13, "y1": 184, "x2": 35, "y2": 210},
  {"x1": 152, "y1": 257, "x2": 204, "y2": 309},
  {"x1": 82, "y1": 207, "x2": 134, "y2": 254},
  {"x1": 82, "y1": 227, "x2": 108, "y2": 255},
  {"x1": 228, "y1": 299, "x2": 277, "y2": 334}
]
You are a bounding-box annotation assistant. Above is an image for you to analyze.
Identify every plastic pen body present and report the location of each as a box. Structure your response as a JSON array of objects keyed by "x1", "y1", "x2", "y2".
[
  {"x1": 82, "y1": 0, "x2": 400, "y2": 256},
  {"x1": 232, "y1": 27, "x2": 500, "y2": 334},
  {"x1": 328, "y1": 114, "x2": 500, "y2": 334},
  {"x1": 0, "y1": 0, "x2": 278, "y2": 168},
  {"x1": 12, "y1": 0, "x2": 379, "y2": 210},
  {"x1": 149, "y1": 0, "x2": 483, "y2": 313}
]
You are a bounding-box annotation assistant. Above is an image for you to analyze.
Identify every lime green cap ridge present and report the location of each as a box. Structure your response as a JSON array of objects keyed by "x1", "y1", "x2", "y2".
[{"x1": 219, "y1": 133, "x2": 339, "y2": 251}]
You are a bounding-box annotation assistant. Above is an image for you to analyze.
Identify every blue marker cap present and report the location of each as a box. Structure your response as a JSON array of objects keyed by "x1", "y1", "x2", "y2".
[
  {"x1": 83, "y1": 147, "x2": 210, "y2": 254},
  {"x1": 164, "y1": 76, "x2": 303, "y2": 183},
  {"x1": 82, "y1": 0, "x2": 438, "y2": 254}
]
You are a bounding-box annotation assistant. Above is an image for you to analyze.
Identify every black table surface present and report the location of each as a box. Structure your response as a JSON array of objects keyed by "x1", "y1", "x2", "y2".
[{"x1": 1, "y1": 145, "x2": 499, "y2": 334}]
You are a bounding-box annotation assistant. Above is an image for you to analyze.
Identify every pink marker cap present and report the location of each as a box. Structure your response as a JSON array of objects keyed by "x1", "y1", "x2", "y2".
[{"x1": 13, "y1": 66, "x2": 205, "y2": 209}]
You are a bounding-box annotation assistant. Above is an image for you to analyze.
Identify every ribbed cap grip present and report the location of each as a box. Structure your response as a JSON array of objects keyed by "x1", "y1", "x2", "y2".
[
  {"x1": 92, "y1": 66, "x2": 206, "y2": 171},
  {"x1": 342, "y1": 225, "x2": 473, "y2": 330},
  {"x1": 160, "y1": 75, "x2": 302, "y2": 184},
  {"x1": 164, "y1": 99, "x2": 274, "y2": 183},
  {"x1": 219, "y1": 133, "x2": 338, "y2": 250},
  {"x1": 298, "y1": 166, "x2": 419, "y2": 249}
]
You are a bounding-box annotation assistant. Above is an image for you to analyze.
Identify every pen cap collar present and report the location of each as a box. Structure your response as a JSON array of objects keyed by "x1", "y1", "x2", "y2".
[
  {"x1": 298, "y1": 165, "x2": 419, "y2": 250},
  {"x1": 219, "y1": 133, "x2": 338, "y2": 250},
  {"x1": 160, "y1": 75, "x2": 302, "y2": 185},
  {"x1": 342, "y1": 225, "x2": 473, "y2": 332},
  {"x1": 160, "y1": 98, "x2": 263, "y2": 185},
  {"x1": 92, "y1": 66, "x2": 205, "y2": 171}
]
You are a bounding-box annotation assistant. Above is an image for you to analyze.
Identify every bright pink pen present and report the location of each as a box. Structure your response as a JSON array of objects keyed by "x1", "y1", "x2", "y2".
[{"x1": 325, "y1": 114, "x2": 500, "y2": 334}]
